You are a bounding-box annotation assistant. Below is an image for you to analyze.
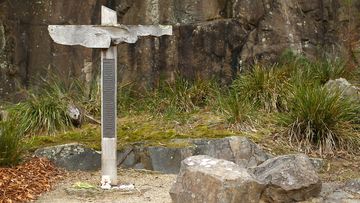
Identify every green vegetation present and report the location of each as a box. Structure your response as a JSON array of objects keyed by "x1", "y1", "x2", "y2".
[
  {"x1": 231, "y1": 65, "x2": 289, "y2": 112},
  {"x1": 217, "y1": 90, "x2": 255, "y2": 124},
  {"x1": 7, "y1": 94, "x2": 72, "y2": 135},
  {"x1": 118, "y1": 78, "x2": 218, "y2": 119},
  {"x1": 0, "y1": 121, "x2": 23, "y2": 166},
  {"x1": 280, "y1": 84, "x2": 360, "y2": 153},
  {"x1": 25, "y1": 114, "x2": 237, "y2": 151},
  {"x1": 3, "y1": 52, "x2": 360, "y2": 164}
]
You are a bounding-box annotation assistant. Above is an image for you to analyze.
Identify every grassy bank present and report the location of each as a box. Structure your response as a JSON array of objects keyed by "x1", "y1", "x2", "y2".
[{"x1": 1, "y1": 53, "x2": 360, "y2": 166}]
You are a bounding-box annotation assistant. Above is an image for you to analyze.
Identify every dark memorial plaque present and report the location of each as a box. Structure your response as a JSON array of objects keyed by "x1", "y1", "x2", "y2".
[{"x1": 102, "y1": 59, "x2": 116, "y2": 138}]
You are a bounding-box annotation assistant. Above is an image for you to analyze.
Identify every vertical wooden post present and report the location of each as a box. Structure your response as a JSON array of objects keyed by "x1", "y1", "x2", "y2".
[{"x1": 101, "y1": 6, "x2": 118, "y2": 185}]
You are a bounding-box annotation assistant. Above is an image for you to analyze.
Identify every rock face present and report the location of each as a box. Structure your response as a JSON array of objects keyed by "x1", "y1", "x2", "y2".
[
  {"x1": 35, "y1": 143, "x2": 101, "y2": 171},
  {"x1": 1, "y1": 0, "x2": 360, "y2": 100},
  {"x1": 251, "y1": 154, "x2": 322, "y2": 202},
  {"x1": 118, "y1": 136, "x2": 270, "y2": 174},
  {"x1": 169, "y1": 155, "x2": 266, "y2": 203}
]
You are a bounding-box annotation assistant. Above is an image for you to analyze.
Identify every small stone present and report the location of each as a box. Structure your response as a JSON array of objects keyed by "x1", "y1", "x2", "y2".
[
  {"x1": 344, "y1": 179, "x2": 360, "y2": 195},
  {"x1": 309, "y1": 158, "x2": 324, "y2": 172}
]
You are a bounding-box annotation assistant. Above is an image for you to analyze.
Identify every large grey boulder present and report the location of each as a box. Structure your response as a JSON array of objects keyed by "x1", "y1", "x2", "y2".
[
  {"x1": 35, "y1": 143, "x2": 101, "y2": 171},
  {"x1": 170, "y1": 155, "x2": 265, "y2": 203},
  {"x1": 251, "y1": 154, "x2": 322, "y2": 203}
]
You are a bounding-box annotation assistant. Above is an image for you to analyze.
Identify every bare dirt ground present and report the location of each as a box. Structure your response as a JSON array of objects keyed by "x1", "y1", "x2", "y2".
[
  {"x1": 35, "y1": 169, "x2": 176, "y2": 203},
  {"x1": 34, "y1": 158, "x2": 360, "y2": 203}
]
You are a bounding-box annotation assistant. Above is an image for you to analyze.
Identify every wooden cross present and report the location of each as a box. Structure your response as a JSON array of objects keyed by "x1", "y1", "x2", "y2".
[{"x1": 48, "y1": 6, "x2": 172, "y2": 186}]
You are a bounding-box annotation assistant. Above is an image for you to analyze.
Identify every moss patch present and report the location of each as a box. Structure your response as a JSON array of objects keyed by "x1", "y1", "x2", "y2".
[
  {"x1": 24, "y1": 112, "x2": 255, "y2": 151},
  {"x1": 25, "y1": 125, "x2": 101, "y2": 151}
]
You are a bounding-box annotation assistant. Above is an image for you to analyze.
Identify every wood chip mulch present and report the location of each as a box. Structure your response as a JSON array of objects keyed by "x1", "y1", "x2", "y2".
[{"x1": 0, "y1": 157, "x2": 65, "y2": 203}]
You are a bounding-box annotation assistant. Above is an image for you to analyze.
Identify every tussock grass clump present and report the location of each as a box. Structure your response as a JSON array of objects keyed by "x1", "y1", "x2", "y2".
[
  {"x1": 7, "y1": 94, "x2": 72, "y2": 135},
  {"x1": 219, "y1": 90, "x2": 255, "y2": 124},
  {"x1": 280, "y1": 52, "x2": 347, "y2": 85},
  {"x1": 6, "y1": 73, "x2": 102, "y2": 136},
  {"x1": 0, "y1": 121, "x2": 23, "y2": 166},
  {"x1": 280, "y1": 84, "x2": 360, "y2": 154},
  {"x1": 39, "y1": 73, "x2": 101, "y2": 116},
  {"x1": 232, "y1": 65, "x2": 289, "y2": 112}
]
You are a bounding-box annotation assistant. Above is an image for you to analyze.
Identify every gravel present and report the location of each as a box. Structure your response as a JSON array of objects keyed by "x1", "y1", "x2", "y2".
[{"x1": 36, "y1": 169, "x2": 176, "y2": 203}]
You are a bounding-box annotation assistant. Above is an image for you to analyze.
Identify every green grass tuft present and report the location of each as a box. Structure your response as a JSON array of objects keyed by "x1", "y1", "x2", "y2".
[
  {"x1": 232, "y1": 65, "x2": 290, "y2": 112},
  {"x1": 279, "y1": 84, "x2": 360, "y2": 154},
  {"x1": 7, "y1": 94, "x2": 72, "y2": 135},
  {"x1": 0, "y1": 121, "x2": 23, "y2": 166},
  {"x1": 215, "y1": 90, "x2": 255, "y2": 124}
]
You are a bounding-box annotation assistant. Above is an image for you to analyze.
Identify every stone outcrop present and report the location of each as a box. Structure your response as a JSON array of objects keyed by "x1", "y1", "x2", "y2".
[
  {"x1": 35, "y1": 143, "x2": 101, "y2": 171},
  {"x1": 1, "y1": 0, "x2": 359, "y2": 100},
  {"x1": 33, "y1": 136, "x2": 269, "y2": 173},
  {"x1": 118, "y1": 136, "x2": 270, "y2": 174},
  {"x1": 251, "y1": 154, "x2": 322, "y2": 202},
  {"x1": 169, "y1": 155, "x2": 266, "y2": 203}
]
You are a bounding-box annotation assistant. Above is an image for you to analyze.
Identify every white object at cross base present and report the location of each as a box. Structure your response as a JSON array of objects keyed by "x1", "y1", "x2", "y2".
[{"x1": 48, "y1": 6, "x2": 172, "y2": 185}]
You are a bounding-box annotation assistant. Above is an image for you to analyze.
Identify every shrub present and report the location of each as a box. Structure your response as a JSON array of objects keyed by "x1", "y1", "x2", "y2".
[
  {"x1": 0, "y1": 121, "x2": 23, "y2": 166},
  {"x1": 280, "y1": 84, "x2": 360, "y2": 154}
]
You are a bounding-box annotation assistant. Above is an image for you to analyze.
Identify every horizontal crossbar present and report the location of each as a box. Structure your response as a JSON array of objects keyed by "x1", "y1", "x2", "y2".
[{"x1": 48, "y1": 24, "x2": 172, "y2": 48}]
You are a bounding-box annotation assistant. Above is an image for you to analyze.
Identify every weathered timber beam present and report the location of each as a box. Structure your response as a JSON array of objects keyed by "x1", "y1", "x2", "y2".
[{"x1": 48, "y1": 25, "x2": 172, "y2": 48}]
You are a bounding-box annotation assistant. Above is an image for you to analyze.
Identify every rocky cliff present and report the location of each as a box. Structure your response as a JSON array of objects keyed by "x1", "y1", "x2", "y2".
[{"x1": 0, "y1": 0, "x2": 359, "y2": 101}]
